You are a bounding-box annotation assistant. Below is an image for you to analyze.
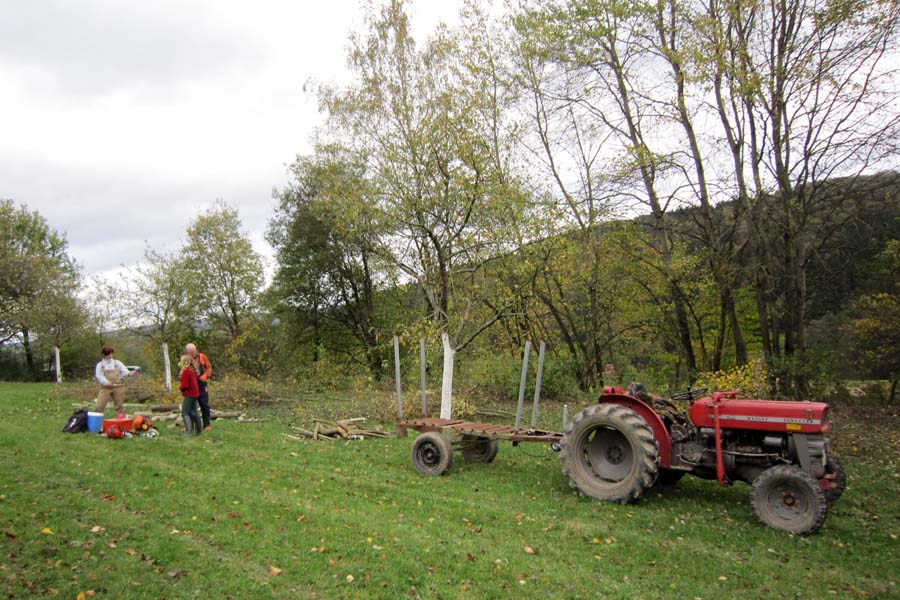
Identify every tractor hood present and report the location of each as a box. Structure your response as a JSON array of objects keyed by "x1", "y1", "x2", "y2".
[{"x1": 689, "y1": 395, "x2": 830, "y2": 434}]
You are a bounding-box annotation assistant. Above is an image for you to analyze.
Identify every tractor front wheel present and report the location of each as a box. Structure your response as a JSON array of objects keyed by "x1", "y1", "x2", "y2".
[
  {"x1": 560, "y1": 403, "x2": 659, "y2": 504},
  {"x1": 411, "y1": 432, "x2": 454, "y2": 476},
  {"x1": 460, "y1": 435, "x2": 499, "y2": 463},
  {"x1": 751, "y1": 465, "x2": 827, "y2": 535},
  {"x1": 822, "y1": 455, "x2": 846, "y2": 503}
]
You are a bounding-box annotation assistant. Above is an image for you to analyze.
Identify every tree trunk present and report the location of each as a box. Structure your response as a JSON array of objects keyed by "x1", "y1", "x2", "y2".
[
  {"x1": 21, "y1": 329, "x2": 39, "y2": 381},
  {"x1": 713, "y1": 292, "x2": 727, "y2": 372},
  {"x1": 311, "y1": 301, "x2": 321, "y2": 363},
  {"x1": 672, "y1": 283, "x2": 697, "y2": 379},
  {"x1": 725, "y1": 288, "x2": 748, "y2": 366},
  {"x1": 755, "y1": 280, "x2": 773, "y2": 364}
]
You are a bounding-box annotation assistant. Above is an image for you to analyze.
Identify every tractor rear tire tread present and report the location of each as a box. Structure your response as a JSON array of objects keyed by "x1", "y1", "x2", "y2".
[{"x1": 560, "y1": 403, "x2": 659, "y2": 504}]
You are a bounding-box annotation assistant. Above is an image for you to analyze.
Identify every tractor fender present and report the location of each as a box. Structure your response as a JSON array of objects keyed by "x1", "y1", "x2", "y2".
[{"x1": 598, "y1": 394, "x2": 672, "y2": 468}]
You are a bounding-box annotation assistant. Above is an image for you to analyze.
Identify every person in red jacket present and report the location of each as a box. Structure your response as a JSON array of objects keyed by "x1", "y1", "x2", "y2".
[
  {"x1": 179, "y1": 355, "x2": 201, "y2": 435},
  {"x1": 185, "y1": 343, "x2": 213, "y2": 430}
]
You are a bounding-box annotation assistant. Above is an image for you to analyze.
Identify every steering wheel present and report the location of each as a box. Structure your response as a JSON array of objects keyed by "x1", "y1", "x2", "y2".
[{"x1": 670, "y1": 387, "x2": 708, "y2": 402}]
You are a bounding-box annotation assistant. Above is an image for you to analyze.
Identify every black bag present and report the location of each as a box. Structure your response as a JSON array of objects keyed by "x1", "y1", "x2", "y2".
[{"x1": 62, "y1": 409, "x2": 88, "y2": 433}]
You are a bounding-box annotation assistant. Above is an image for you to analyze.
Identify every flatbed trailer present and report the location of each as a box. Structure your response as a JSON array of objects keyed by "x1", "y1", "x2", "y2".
[{"x1": 397, "y1": 417, "x2": 562, "y2": 476}]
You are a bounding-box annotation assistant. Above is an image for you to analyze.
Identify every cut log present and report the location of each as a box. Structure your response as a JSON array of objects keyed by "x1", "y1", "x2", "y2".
[{"x1": 293, "y1": 416, "x2": 389, "y2": 441}]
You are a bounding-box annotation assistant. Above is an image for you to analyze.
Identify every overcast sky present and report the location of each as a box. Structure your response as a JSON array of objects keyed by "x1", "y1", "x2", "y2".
[{"x1": 0, "y1": 0, "x2": 464, "y2": 279}]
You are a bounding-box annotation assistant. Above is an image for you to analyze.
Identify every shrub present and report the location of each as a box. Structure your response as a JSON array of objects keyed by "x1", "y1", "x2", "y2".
[
  {"x1": 695, "y1": 359, "x2": 772, "y2": 399},
  {"x1": 373, "y1": 390, "x2": 479, "y2": 422},
  {"x1": 454, "y1": 349, "x2": 582, "y2": 403},
  {"x1": 210, "y1": 373, "x2": 277, "y2": 409}
]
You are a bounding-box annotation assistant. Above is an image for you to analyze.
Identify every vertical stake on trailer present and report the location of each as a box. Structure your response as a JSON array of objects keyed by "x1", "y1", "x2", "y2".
[
  {"x1": 54, "y1": 346, "x2": 62, "y2": 383},
  {"x1": 162, "y1": 342, "x2": 171, "y2": 391},
  {"x1": 394, "y1": 336, "x2": 402, "y2": 420},
  {"x1": 514, "y1": 341, "x2": 532, "y2": 431},
  {"x1": 440, "y1": 333, "x2": 454, "y2": 419},
  {"x1": 419, "y1": 338, "x2": 427, "y2": 417},
  {"x1": 530, "y1": 341, "x2": 546, "y2": 429},
  {"x1": 563, "y1": 404, "x2": 569, "y2": 430}
]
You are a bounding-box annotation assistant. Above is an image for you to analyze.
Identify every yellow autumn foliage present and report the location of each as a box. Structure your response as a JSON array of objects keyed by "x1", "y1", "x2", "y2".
[{"x1": 695, "y1": 359, "x2": 772, "y2": 399}]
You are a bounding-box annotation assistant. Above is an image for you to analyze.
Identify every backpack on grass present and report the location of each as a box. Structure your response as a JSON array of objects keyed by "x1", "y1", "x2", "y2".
[{"x1": 62, "y1": 409, "x2": 88, "y2": 433}]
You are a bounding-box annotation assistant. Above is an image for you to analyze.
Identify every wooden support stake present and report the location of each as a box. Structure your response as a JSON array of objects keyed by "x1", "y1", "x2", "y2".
[
  {"x1": 162, "y1": 342, "x2": 172, "y2": 391},
  {"x1": 394, "y1": 336, "x2": 402, "y2": 420},
  {"x1": 54, "y1": 346, "x2": 62, "y2": 383},
  {"x1": 440, "y1": 333, "x2": 454, "y2": 419}
]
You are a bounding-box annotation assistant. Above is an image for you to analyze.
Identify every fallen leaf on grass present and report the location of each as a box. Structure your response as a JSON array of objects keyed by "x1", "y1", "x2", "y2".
[
  {"x1": 267, "y1": 565, "x2": 283, "y2": 576},
  {"x1": 40, "y1": 528, "x2": 54, "y2": 535},
  {"x1": 346, "y1": 574, "x2": 354, "y2": 583},
  {"x1": 523, "y1": 546, "x2": 536, "y2": 555},
  {"x1": 126, "y1": 549, "x2": 137, "y2": 555},
  {"x1": 167, "y1": 570, "x2": 188, "y2": 578},
  {"x1": 5, "y1": 532, "x2": 16, "y2": 542}
]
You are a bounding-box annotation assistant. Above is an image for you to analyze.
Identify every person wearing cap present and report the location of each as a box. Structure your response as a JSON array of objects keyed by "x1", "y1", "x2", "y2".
[
  {"x1": 94, "y1": 346, "x2": 130, "y2": 415},
  {"x1": 185, "y1": 343, "x2": 213, "y2": 430}
]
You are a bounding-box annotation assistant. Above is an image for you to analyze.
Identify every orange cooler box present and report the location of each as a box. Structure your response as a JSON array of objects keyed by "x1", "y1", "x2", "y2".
[{"x1": 102, "y1": 417, "x2": 133, "y2": 434}]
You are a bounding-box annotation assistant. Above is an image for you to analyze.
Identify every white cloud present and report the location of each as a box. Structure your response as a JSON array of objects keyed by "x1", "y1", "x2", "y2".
[{"x1": 0, "y1": 0, "x2": 464, "y2": 280}]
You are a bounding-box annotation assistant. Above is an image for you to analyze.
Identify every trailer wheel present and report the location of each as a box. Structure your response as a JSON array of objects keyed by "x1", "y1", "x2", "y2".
[
  {"x1": 411, "y1": 432, "x2": 454, "y2": 476},
  {"x1": 822, "y1": 455, "x2": 846, "y2": 503},
  {"x1": 752, "y1": 465, "x2": 827, "y2": 535},
  {"x1": 460, "y1": 435, "x2": 499, "y2": 463},
  {"x1": 560, "y1": 403, "x2": 659, "y2": 504}
]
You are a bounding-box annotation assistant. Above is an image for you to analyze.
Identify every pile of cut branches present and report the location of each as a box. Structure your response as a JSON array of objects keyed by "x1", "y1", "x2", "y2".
[{"x1": 284, "y1": 418, "x2": 389, "y2": 442}]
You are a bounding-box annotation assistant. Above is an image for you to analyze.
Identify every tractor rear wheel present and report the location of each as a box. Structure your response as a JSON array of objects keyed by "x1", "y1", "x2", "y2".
[
  {"x1": 822, "y1": 455, "x2": 846, "y2": 503},
  {"x1": 460, "y1": 435, "x2": 499, "y2": 463},
  {"x1": 560, "y1": 403, "x2": 659, "y2": 503},
  {"x1": 411, "y1": 432, "x2": 454, "y2": 476},
  {"x1": 751, "y1": 465, "x2": 827, "y2": 535}
]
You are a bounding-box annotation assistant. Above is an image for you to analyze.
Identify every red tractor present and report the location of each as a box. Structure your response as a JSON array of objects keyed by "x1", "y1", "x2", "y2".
[{"x1": 560, "y1": 384, "x2": 846, "y2": 535}]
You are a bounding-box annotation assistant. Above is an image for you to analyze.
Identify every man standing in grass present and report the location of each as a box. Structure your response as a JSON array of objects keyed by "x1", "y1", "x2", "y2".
[
  {"x1": 94, "y1": 346, "x2": 130, "y2": 416},
  {"x1": 185, "y1": 343, "x2": 213, "y2": 430}
]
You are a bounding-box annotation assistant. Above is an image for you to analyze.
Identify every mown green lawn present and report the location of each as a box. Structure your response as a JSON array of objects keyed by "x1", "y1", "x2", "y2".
[{"x1": 1, "y1": 382, "x2": 897, "y2": 599}]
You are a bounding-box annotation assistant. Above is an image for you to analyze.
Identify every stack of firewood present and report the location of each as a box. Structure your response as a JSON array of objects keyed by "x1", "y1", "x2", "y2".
[{"x1": 284, "y1": 417, "x2": 389, "y2": 442}]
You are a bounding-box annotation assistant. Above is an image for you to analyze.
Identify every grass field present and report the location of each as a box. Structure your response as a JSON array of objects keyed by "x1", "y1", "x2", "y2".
[{"x1": 1, "y1": 382, "x2": 898, "y2": 599}]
